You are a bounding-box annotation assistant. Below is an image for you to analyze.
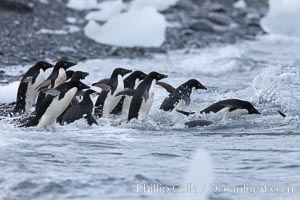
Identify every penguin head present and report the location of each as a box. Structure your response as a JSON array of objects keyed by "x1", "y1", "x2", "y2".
[
  {"x1": 112, "y1": 68, "x2": 132, "y2": 77},
  {"x1": 247, "y1": 105, "x2": 260, "y2": 115},
  {"x1": 186, "y1": 79, "x2": 207, "y2": 90},
  {"x1": 71, "y1": 71, "x2": 89, "y2": 81},
  {"x1": 241, "y1": 100, "x2": 260, "y2": 115},
  {"x1": 125, "y1": 70, "x2": 147, "y2": 82},
  {"x1": 147, "y1": 71, "x2": 168, "y2": 81},
  {"x1": 55, "y1": 60, "x2": 77, "y2": 70},
  {"x1": 35, "y1": 61, "x2": 53, "y2": 71}
]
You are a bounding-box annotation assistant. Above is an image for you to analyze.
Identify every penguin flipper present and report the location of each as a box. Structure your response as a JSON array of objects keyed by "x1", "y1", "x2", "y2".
[
  {"x1": 86, "y1": 113, "x2": 98, "y2": 125},
  {"x1": 93, "y1": 83, "x2": 111, "y2": 91},
  {"x1": 176, "y1": 109, "x2": 196, "y2": 116},
  {"x1": 35, "y1": 79, "x2": 51, "y2": 91},
  {"x1": 116, "y1": 89, "x2": 136, "y2": 97},
  {"x1": 157, "y1": 82, "x2": 175, "y2": 93},
  {"x1": 42, "y1": 89, "x2": 61, "y2": 97},
  {"x1": 278, "y1": 110, "x2": 286, "y2": 117}
]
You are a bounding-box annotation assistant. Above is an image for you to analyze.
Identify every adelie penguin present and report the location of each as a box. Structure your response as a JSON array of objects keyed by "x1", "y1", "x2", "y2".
[
  {"x1": 158, "y1": 79, "x2": 207, "y2": 112},
  {"x1": 60, "y1": 89, "x2": 98, "y2": 126},
  {"x1": 56, "y1": 70, "x2": 90, "y2": 124},
  {"x1": 111, "y1": 70, "x2": 147, "y2": 115},
  {"x1": 177, "y1": 99, "x2": 260, "y2": 118},
  {"x1": 35, "y1": 59, "x2": 77, "y2": 110},
  {"x1": 92, "y1": 68, "x2": 132, "y2": 118},
  {"x1": 117, "y1": 71, "x2": 168, "y2": 121},
  {"x1": 20, "y1": 80, "x2": 90, "y2": 128},
  {"x1": 13, "y1": 61, "x2": 53, "y2": 114}
]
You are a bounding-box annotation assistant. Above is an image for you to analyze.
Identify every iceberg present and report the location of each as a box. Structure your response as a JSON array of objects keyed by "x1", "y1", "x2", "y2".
[
  {"x1": 85, "y1": 0, "x2": 126, "y2": 21},
  {"x1": 84, "y1": 7, "x2": 166, "y2": 47},
  {"x1": 130, "y1": 0, "x2": 179, "y2": 11},
  {"x1": 67, "y1": 0, "x2": 99, "y2": 11},
  {"x1": 260, "y1": 0, "x2": 300, "y2": 37}
]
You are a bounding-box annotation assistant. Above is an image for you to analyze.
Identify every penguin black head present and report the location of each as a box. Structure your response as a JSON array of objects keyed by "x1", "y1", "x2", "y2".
[
  {"x1": 125, "y1": 70, "x2": 147, "y2": 82},
  {"x1": 147, "y1": 71, "x2": 168, "y2": 81},
  {"x1": 55, "y1": 60, "x2": 77, "y2": 70},
  {"x1": 71, "y1": 71, "x2": 89, "y2": 81},
  {"x1": 34, "y1": 61, "x2": 53, "y2": 71},
  {"x1": 112, "y1": 68, "x2": 132, "y2": 77},
  {"x1": 247, "y1": 104, "x2": 260, "y2": 115},
  {"x1": 186, "y1": 79, "x2": 207, "y2": 90},
  {"x1": 239, "y1": 100, "x2": 260, "y2": 115}
]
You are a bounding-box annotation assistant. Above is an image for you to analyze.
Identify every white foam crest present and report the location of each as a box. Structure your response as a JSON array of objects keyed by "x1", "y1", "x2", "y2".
[{"x1": 177, "y1": 149, "x2": 213, "y2": 200}]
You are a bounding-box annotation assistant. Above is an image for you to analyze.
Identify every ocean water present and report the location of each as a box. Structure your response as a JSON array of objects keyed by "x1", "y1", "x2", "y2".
[{"x1": 0, "y1": 35, "x2": 299, "y2": 200}]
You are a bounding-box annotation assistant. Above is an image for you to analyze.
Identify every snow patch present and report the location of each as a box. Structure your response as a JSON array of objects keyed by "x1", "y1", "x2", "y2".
[
  {"x1": 84, "y1": 7, "x2": 166, "y2": 47},
  {"x1": 67, "y1": 0, "x2": 99, "y2": 11},
  {"x1": 260, "y1": 0, "x2": 300, "y2": 37},
  {"x1": 85, "y1": 0, "x2": 126, "y2": 21},
  {"x1": 130, "y1": 0, "x2": 179, "y2": 11}
]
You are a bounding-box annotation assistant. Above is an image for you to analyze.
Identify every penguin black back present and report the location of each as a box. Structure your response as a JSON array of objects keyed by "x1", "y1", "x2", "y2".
[
  {"x1": 13, "y1": 61, "x2": 53, "y2": 114},
  {"x1": 200, "y1": 99, "x2": 260, "y2": 114}
]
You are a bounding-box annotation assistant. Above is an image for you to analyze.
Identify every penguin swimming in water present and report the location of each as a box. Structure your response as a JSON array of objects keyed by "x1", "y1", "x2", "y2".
[
  {"x1": 60, "y1": 89, "x2": 98, "y2": 126},
  {"x1": 13, "y1": 61, "x2": 53, "y2": 114},
  {"x1": 35, "y1": 59, "x2": 77, "y2": 110},
  {"x1": 20, "y1": 80, "x2": 90, "y2": 128},
  {"x1": 92, "y1": 68, "x2": 132, "y2": 118},
  {"x1": 111, "y1": 70, "x2": 147, "y2": 115},
  {"x1": 158, "y1": 79, "x2": 207, "y2": 112},
  {"x1": 117, "y1": 71, "x2": 168, "y2": 121},
  {"x1": 177, "y1": 99, "x2": 260, "y2": 118}
]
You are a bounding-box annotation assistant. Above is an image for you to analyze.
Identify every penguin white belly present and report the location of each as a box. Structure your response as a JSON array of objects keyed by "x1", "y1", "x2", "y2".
[
  {"x1": 217, "y1": 107, "x2": 248, "y2": 118},
  {"x1": 122, "y1": 96, "x2": 132, "y2": 114},
  {"x1": 25, "y1": 69, "x2": 45, "y2": 114},
  {"x1": 55, "y1": 68, "x2": 66, "y2": 87},
  {"x1": 137, "y1": 80, "x2": 156, "y2": 120},
  {"x1": 38, "y1": 88, "x2": 77, "y2": 127},
  {"x1": 172, "y1": 100, "x2": 186, "y2": 113},
  {"x1": 102, "y1": 75, "x2": 124, "y2": 117}
]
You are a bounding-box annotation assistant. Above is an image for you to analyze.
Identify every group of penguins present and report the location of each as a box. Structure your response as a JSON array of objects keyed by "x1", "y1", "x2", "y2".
[{"x1": 12, "y1": 59, "x2": 262, "y2": 128}]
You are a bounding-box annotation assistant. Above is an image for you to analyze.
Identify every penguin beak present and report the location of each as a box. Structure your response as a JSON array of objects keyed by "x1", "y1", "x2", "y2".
[
  {"x1": 198, "y1": 84, "x2": 207, "y2": 90},
  {"x1": 159, "y1": 74, "x2": 168, "y2": 80}
]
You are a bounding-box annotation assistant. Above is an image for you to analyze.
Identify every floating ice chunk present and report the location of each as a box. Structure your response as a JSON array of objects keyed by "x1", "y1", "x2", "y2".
[
  {"x1": 84, "y1": 7, "x2": 166, "y2": 47},
  {"x1": 67, "y1": 0, "x2": 99, "y2": 11},
  {"x1": 130, "y1": 0, "x2": 179, "y2": 11},
  {"x1": 85, "y1": 0, "x2": 126, "y2": 21},
  {"x1": 233, "y1": 0, "x2": 247, "y2": 9},
  {"x1": 0, "y1": 82, "x2": 19, "y2": 103},
  {"x1": 260, "y1": 0, "x2": 300, "y2": 37},
  {"x1": 177, "y1": 149, "x2": 213, "y2": 200}
]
